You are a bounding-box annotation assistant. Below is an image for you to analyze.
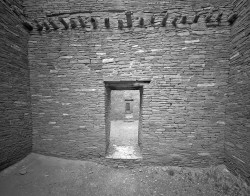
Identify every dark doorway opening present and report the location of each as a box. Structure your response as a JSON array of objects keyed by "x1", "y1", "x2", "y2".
[{"x1": 104, "y1": 81, "x2": 149, "y2": 159}]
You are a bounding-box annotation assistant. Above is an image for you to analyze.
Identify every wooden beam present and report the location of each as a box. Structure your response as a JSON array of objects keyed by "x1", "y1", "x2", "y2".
[
  {"x1": 43, "y1": 21, "x2": 50, "y2": 31},
  {"x1": 228, "y1": 13, "x2": 237, "y2": 25},
  {"x1": 205, "y1": 13, "x2": 212, "y2": 23},
  {"x1": 139, "y1": 17, "x2": 144, "y2": 27},
  {"x1": 104, "y1": 18, "x2": 110, "y2": 28},
  {"x1": 34, "y1": 20, "x2": 43, "y2": 31},
  {"x1": 78, "y1": 16, "x2": 86, "y2": 28},
  {"x1": 58, "y1": 17, "x2": 69, "y2": 29},
  {"x1": 118, "y1": 20, "x2": 123, "y2": 29},
  {"x1": 48, "y1": 18, "x2": 59, "y2": 30},
  {"x1": 150, "y1": 15, "x2": 155, "y2": 25},
  {"x1": 91, "y1": 17, "x2": 97, "y2": 29},
  {"x1": 172, "y1": 17, "x2": 178, "y2": 27},
  {"x1": 193, "y1": 14, "x2": 200, "y2": 23},
  {"x1": 70, "y1": 18, "x2": 77, "y2": 29},
  {"x1": 125, "y1": 11, "x2": 133, "y2": 28},
  {"x1": 22, "y1": 21, "x2": 33, "y2": 31},
  {"x1": 161, "y1": 13, "x2": 168, "y2": 27},
  {"x1": 180, "y1": 16, "x2": 187, "y2": 24},
  {"x1": 216, "y1": 12, "x2": 223, "y2": 23}
]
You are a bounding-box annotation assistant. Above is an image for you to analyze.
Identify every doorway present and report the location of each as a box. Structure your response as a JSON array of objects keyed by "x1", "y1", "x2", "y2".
[{"x1": 105, "y1": 81, "x2": 147, "y2": 159}]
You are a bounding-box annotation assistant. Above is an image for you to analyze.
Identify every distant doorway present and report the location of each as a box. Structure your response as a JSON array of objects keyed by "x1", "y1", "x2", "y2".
[{"x1": 104, "y1": 81, "x2": 149, "y2": 159}]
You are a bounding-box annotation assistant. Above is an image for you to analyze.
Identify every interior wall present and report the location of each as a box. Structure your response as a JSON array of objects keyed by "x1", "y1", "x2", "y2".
[
  {"x1": 24, "y1": 0, "x2": 232, "y2": 166},
  {"x1": 226, "y1": 0, "x2": 250, "y2": 184},
  {"x1": 0, "y1": 0, "x2": 32, "y2": 171}
]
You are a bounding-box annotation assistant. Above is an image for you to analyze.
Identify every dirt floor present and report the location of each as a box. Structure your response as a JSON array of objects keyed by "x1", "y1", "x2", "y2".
[
  {"x1": 106, "y1": 120, "x2": 142, "y2": 159},
  {"x1": 0, "y1": 153, "x2": 249, "y2": 196}
]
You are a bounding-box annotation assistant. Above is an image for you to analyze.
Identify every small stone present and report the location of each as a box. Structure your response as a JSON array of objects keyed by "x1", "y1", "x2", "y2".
[{"x1": 19, "y1": 169, "x2": 27, "y2": 175}]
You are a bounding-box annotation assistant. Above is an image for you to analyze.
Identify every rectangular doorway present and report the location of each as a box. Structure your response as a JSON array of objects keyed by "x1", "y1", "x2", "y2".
[{"x1": 105, "y1": 81, "x2": 146, "y2": 159}]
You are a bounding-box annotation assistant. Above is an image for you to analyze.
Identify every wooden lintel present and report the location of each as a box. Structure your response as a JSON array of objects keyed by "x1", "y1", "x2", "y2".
[
  {"x1": 70, "y1": 18, "x2": 77, "y2": 29},
  {"x1": 58, "y1": 17, "x2": 69, "y2": 29},
  {"x1": 105, "y1": 18, "x2": 110, "y2": 28},
  {"x1": 161, "y1": 13, "x2": 168, "y2": 27},
  {"x1": 78, "y1": 16, "x2": 86, "y2": 28}
]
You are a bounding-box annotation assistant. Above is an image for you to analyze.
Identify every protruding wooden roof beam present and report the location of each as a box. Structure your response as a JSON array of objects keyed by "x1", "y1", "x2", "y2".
[
  {"x1": 78, "y1": 16, "x2": 86, "y2": 28},
  {"x1": 58, "y1": 17, "x2": 69, "y2": 29},
  {"x1": 161, "y1": 13, "x2": 168, "y2": 27},
  {"x1": 118, "y1": 20, "x2": 123, "y2": 30},
  {"x1": 193, "y1": 14, "x2": 200, "y2": 23},
  {"x1": 48, "y1": 18, "x2": 59, "y2": 30},
  {"x1": 216, "y1": 12, "x2": 223, "y2": 23},
  {"x1": 70, "y1": 18, "x2": 77, "y2": 29},
  {"x1": 105, "y1": 18, "x2": 110, "y2": 28},
  {"x1": 125, "y1": 11, "x2": 133, "y2": 28},
  {"x1": 150, "y1": 15, "x2": 155, "y2": 25},
  {"x1": 91, "y1": 17, "x2": 97, "y2": 29},
  {"x1": 22, "y1": 21, "x2": 33, "y2": 31},
  {"x1": 139, "y1": 17, "x2": 144, "y2": 27},
  {"x1": 205, "y1": 13, "x2": 212, "y2": 23},
  {"x1": 180, "y1": 16, "x2": 187, "y2": 24},
  {"x1": 43, "y1": 21, "x2": 50, "y2": 31},
  {"x1": 34, "y1": 20, "x2": 43, "y2": 31},
  {"x1": 228, "y1": 13, "x2": 237, "y2": 25},
  {"x1": 172, "y1": 17, "x2": 178, "y2": 27}
]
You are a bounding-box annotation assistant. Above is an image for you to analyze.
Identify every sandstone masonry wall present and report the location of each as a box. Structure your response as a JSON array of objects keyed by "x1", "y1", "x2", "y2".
[
  {"x1": 24, "y1": 0, "x2": 232, "y2": 166},
  {"x1": 226, "y1": 0, "x2": 250, "y2": 184},
  {"x1": 0, "y1": 0, "x2": 32, "y2": 170}
]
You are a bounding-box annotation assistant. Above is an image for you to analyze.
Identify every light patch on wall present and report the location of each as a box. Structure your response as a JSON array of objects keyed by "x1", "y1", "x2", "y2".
[
  {"x1": 49, "y1": 122, "x2": 56, "y2": 125},
  {"x1": 135, "y1": 50, "x2": 144, "y2": 54},
  {"x1": 96, "y1": 52, "x2": 106, "y2": 56},
  {"x1": 216, "y1": 121, "x2": 226, "y2": 125},
  {"x1": 102, "y1": 58, "x2": 114, "y2": 63},
  {"x1": 197, "y1": 83, "x2": 215, "y2": 87},
  {"x1": 232, "y1": 155, "x2": 245, "y2": 164},
  {"x1": 230, "y1": 52, "x2": 240, "y2": 59},
  {"x1": 185, "y1": 39, "x2": 200, "y2": 44}
]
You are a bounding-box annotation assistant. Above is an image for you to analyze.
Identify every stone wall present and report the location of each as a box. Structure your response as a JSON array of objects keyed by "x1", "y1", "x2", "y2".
[
  {"x1": 110, "y1": 90, "x2": 140, "y2": 121},
  {"x1": 24, "y1": 0, "x2": 232, "y2": 166},
  {"x1": 0, "y1": 0, "x2": 32, "y2": 171},
  {"x1": 226, "y1": 0, "x2": 250, "y2": 184}
]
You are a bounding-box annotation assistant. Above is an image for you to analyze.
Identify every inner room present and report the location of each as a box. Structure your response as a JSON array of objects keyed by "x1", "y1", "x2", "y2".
[{"x1": 106, "y1": 90, "x2": 142, "y2": 159}]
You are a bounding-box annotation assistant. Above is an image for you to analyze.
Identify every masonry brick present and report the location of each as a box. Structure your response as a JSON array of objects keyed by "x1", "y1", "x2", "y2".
[{"x1": 0, "y1": 0, "x2": 32, "y2": 171}]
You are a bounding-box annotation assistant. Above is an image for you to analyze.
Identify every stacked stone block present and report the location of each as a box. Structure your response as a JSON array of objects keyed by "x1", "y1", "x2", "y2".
[
  {"x1": 0, "y1": 0, "x2": 32, "y2": 171},
  {"x1": 22, "y1": 0, "x2": 234, "y2": 167},
  {"x1": 226, "y1": 0, "x2": 250, "y2": 184}
]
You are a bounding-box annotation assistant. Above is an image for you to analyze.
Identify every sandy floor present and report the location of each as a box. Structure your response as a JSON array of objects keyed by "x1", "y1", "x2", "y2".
[
  {"x1": 106, "y1": 120, "x2": 142, "y2": 159},
  {"x1": 0, "y1": 153, "x2": 249, "y2": 196}
]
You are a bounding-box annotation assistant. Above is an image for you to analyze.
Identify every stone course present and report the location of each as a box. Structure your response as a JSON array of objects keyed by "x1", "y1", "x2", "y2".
[
  {"x1": 23, "y1": 0, "x2": 232, "y2": 167},
  {"x1": 225, "y1": 0, "x2": 250, "y2": 184},
  {"x1": 0, "y1": 0, "x2": 32, "y2": 171}
]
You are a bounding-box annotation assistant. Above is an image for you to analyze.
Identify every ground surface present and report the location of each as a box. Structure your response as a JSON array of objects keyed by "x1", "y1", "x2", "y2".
[
  {"x1": 106, "y1": 120, "x2": 142, "y2": 159},
  {"x1": 0, "y1": 153, "x2": 249, "y2": 196}
]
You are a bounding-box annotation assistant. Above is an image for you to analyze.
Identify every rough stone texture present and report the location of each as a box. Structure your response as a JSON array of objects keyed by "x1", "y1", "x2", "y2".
[
  {"x1": 225, "y1": 0, "x2": 250, "y2": 184},
  {"x1": 23, "y1": 0, "x2": 233, "y2": 167},
  {"x1": 0, "y1": 0, "x2": 32, "y2": 171}
]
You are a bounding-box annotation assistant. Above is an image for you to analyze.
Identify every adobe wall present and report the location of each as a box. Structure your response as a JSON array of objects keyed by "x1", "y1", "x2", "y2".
[
  {"x1": 24, "y1": 0, "x2": 232, "y2": 166},
  {"x1": 0, "y1": 0, "x2": 32, "y2": 170},
  {"x1": 226, "y1": 0, "x2": 250, "y2": 184}
]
